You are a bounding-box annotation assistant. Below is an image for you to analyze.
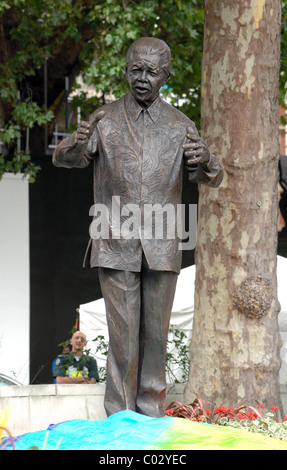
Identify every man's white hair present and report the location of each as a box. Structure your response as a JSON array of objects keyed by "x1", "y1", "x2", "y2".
[{"x1": 126, "y1": 37, "x2": 171, "y2": 77}]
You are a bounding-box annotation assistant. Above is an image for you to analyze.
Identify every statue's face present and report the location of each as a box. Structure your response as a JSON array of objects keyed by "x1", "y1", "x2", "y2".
[{"x1": 126, "y1": 51, "x2": 168, "y2": 105}]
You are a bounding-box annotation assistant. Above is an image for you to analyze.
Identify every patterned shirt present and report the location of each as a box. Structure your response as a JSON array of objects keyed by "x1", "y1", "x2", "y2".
[
  {"x1": 53, "y1": 354, "x2": 99, "y2": 381},
  {"x1": 53, "y1": 92, "x2": 223, "y2": 273}
]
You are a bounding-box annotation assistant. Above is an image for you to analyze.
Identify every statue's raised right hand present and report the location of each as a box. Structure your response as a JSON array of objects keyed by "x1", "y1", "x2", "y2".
[{"x1": 74, "y1": 111, "x2": 105, "y2": 145}]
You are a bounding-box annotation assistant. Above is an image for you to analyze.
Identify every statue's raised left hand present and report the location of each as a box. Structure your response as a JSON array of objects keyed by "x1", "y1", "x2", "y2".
[{"x1": 183, "y1": 127, "x2": 210, "y2": 170}]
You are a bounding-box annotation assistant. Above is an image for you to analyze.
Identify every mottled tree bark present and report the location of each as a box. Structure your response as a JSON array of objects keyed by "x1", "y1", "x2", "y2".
[{"x1": 185, "y1": 0, "x2": 283, "y2": 414}]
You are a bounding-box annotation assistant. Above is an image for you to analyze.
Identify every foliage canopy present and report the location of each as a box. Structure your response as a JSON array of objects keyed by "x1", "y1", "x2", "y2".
[
  {"x1": 0, "y1": 0, "x2": 286, "y2": 180},
  {"x1": 0, "y1": 0, "x2": 204, "y2": 180}
]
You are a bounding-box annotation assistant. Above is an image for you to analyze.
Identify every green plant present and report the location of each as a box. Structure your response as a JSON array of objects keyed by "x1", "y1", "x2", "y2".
[
  {"x1": 91, "y1": 335, "x2": 109, "y2": 383},
  {"x1": 220, "y1": 410, "x2": 287, "y2": 442},
  {"x1": 0, "y1": 152, "x2": 41, "y2": 183},
  {"x1": 0, "y1": 101, "x2": 53, "y2": 181},
  {"x1": 165, "y1": 398, "x2": 287, "y2": 442},
  {"x1": 166, "y1": 325, "x2": 190, "y2": 383},
  {"x1": 165, "y1": 398, "x2": 264, "y2": 423}
]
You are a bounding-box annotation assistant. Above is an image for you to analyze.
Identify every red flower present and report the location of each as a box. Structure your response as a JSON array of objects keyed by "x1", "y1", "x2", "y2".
[
  {"x1": 216, "y1": 406, "x2": 227, "y2": 414},
  {"x1": 271, "y1": 406, "x2": 278, "y2": 411}
]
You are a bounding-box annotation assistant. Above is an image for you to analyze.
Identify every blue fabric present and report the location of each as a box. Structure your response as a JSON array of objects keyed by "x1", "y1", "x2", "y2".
[
  {"x1": 4, "y1": 410, "x2": 287, "y2": 450},
  {"x1": 5, "y1": 411, "x2": 173, "y2": 450}
]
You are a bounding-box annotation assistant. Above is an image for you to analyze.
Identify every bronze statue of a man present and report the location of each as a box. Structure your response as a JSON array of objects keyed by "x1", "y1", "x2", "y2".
[{"x1": 53, "y1": 37, "x2": 223, "y2": 417}]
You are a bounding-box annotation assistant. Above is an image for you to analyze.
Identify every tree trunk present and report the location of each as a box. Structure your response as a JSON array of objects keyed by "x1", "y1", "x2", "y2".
[{"x1": 185, "y1": 0, "x2": 283, "y2": 415}]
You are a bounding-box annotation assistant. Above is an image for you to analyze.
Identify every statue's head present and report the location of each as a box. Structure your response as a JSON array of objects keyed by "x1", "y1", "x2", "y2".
[{"x1": 126, "y1": 37, "x2": 171, "y2": 105}]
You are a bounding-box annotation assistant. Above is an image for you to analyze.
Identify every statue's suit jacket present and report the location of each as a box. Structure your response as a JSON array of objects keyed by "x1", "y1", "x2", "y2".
[{"x1": 53, "y1": 92, "x2": 223, "y2": 274}]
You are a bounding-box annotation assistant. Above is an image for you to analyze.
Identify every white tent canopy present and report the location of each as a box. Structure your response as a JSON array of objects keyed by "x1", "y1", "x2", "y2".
[{"x1": 80, "y1": 256, "x2": 287, "y2": 382}]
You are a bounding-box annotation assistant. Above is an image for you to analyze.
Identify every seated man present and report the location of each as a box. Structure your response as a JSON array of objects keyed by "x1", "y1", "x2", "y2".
[{"x1": 54, "y1": 331, "x2": 99, "y2": 384}]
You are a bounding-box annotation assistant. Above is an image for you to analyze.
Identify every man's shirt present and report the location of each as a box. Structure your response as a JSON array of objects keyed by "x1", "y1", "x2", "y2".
[
  {"x1": 53, "y1": 354, "x2": 100, "y2": 381},
  {"x1": 53, "y1": 92, "x2": 223, "y2": 273}
]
